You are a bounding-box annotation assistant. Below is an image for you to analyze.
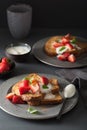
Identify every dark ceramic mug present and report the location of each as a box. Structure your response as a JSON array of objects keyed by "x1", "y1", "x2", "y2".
[{"x1": 7, "y1": 4, "x2": 32, "y2": 39}]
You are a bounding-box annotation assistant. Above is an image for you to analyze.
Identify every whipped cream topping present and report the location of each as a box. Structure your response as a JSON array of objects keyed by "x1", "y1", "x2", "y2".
[
  {"x1": 44, "y1": 93, "x2": 56, "y2": 99},
  {"x1": 40, "y1": 83, "x2": 53, "y2": 93}
]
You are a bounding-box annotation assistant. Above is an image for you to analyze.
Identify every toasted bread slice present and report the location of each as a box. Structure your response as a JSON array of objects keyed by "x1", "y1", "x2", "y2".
[
  {"x1": 11, "y1": 73, "x2": 60, "y2": 102},
  {"x1": 44, "y1": 36, "x2": 59, "y2": 56},
  {"x1": 12, "y1": 82, "x2": 21, "y2": 96},
  {"x1": 28, "y1": 101, "x2": 41, "y2": 106},
  {"x1": 21, "y1": 93, "x2": 43, "y2": 101},
  {"x1": 27, "y1": 93, "x2": 63, "y2": 106},
  {"x1": 44, "y1": 36, "x2": 87, "y2": 56},
  {"x1": 41, "y1": 93, "x2": 63, "y2": 105}
]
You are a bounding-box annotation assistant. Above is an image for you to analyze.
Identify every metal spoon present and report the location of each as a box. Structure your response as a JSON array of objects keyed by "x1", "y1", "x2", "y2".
[{"x1": 56, "y1": 84, "x2": 76, "y2": 119}]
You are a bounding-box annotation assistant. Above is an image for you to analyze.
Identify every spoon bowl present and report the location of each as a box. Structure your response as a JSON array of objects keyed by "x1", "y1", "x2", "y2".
[{"x1": 64, "y1": 84, "x2": 76, "y2": 99}]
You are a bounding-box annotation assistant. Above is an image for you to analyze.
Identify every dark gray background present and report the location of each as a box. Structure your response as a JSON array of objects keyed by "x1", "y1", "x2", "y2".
[
  {"x1": 0, "y1": 0, "x2": 87, "y2": 28},
  {"x1": 0, "y1": 0, "x2": 87, "y2": 130},
  {"x1": 0, "y1": 28, "x2": 87, "y2": 130}
]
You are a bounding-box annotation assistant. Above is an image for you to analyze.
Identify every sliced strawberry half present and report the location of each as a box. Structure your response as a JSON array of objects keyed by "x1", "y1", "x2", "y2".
[
  {"x1": 64, "y1": 33, "x2": 71, "y2": 39},
  {"x1": 68, "y1": 54, "x2": 76, "y2": 62},
  {"x1": 29, "y1": 82, "x2": 40, "y2": 93},
  {"x1": 65, "y1": 43, "x2": 74, "y2": 50},
  {"x1": 18, "y1": 79, "x2": 29, "y2": 88},
  {"x1": 6, "y1": 93, "x2": 14, "y2": 101},
  {"x1": 12, "y1": 95, "x2": 25, "y2": 104},
  {"x1": 41, "y1": 76, "x2": 49, "y2": 85},
  {"x1": 53, "y1": 42, "x2": 63, "y2": 48},
  {"x1": 61, "y1": 37, "x2": 70, "y2": 44},
  {"x1": 19, "y1": 86, "x2": 30, "y2": 95},
  {"x1": 18, "y1": 79, "x2": 30, "y2": 95},
  {"x1": 57, "y1": 54, "x2": 66, "y2": 61},
  {"x1": 63, "y1": 52, "x2": 70, "y2": 59}
]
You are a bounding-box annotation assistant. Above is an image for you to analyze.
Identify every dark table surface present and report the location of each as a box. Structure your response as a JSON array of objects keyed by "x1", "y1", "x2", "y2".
[{"x1": 0, "y1": 28, "x2": 87, "y2": 130}]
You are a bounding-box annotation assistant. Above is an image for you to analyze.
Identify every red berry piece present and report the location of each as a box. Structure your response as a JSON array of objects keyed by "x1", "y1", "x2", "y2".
[
  {"x1": 29, "y1": 82, "x2": 40, "y2": 93},
  {"x1": 68, "y1": 54, "x2": 76, "y2": 62},
  {"x1": 6, "y1": 93, "x2": 14, "y2": 101},
  {"x1": 57, "y1": 54, "x2": 66, "y2": 61},
  {"x1": 41, "y1": 76, "x2": 49, "y2": 85},
  {"x1": 12, "y1": 95, "x2": 24, "y2": 104}
]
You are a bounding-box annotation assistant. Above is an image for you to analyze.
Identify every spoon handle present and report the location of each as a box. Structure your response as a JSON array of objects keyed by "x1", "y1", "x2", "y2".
[{"x1": 56, "y1": 99, "x2": 66, "y2": 119}]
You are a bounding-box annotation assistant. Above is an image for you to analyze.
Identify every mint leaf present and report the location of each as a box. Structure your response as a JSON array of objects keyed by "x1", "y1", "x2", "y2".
[
  {"x1": 42, "y1": 85, "x2": 48, "y2": 89},
  {"x1": 22, "y1": 77, "x2": 29, "y2": 80},
  {"x1": 59, "y1": 46, "x2": 66, "y2": 51},
  {"x1": 71, "y1": 38, "x2": 77, "y2": 44},
  {"x1": 27, "y1": 107, "x2": 38, "y2": 114}
]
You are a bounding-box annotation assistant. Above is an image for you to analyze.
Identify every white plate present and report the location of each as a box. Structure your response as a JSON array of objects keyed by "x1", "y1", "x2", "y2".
[{"x1": 0, "y1": 73, "x2": 78, "y2": 119}]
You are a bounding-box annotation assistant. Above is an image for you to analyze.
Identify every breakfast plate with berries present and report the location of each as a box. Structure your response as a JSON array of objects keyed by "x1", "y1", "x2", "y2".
[
  {"x1": 0, "y1": 73, "x2": 78, "y2": 119},
  {"x1": 32, "y1": 34, "x2": 87, "y2": 68}
]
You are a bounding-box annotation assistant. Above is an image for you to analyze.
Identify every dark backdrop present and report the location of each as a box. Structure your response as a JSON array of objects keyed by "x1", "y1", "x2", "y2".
[{"x1": 0, "y1": 0, "x2": 87, "y2": 28}]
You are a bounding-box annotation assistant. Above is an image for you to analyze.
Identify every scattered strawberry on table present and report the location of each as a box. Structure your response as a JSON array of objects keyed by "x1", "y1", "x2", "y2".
[{"x1": 0, "y1": 57, "x2": 12, "y2": 74}]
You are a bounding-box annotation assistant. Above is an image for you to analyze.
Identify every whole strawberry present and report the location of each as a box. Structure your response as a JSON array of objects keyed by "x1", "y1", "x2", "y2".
[{"x1": 0, "y1": 57, "x2": 11, "y2": 73}]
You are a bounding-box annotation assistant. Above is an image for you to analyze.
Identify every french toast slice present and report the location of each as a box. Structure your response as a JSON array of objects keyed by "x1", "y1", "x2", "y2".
[
  {"x1": 72, "y1": 42, "x2": 87, "y2": 56},
  {"x1": 11, "y1": 73, "x2": 60, "y2": 103},
  {"x1": 27, "y1": 93, "x2": 63, "y2": 106},
  {"x1": 44, "y1": 36, "x2": 64, "y2": 56},
  {"x1": 44, "y1": 35, "x2": 87, "y2": 57},
  {"x1": 41, "y1": 93, "x2": 63, "y2": 105},
  {"x1": 21, "y1": 93, "x2": 43, "y2": 101}
]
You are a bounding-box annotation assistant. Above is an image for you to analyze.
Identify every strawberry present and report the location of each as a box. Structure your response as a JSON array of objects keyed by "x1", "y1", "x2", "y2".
[
  {"x1": 18, "y1": 79, "x2": 29, "y2": 88},
  {"x1": 6, "y1": 93, "x2": 14, "y2": 101},
  {"x1": 41, "y1": 76, "x2": 49, "y2": 85},
  {"x1": 0, "y1": 57, "x2": 11, "y2": 73},
  {"x1": 64, "y1": 33, "x2": 71, "y2": 39},
  {"x1": 61, "y1": 37, "x2": 70, "y2": 44},
  {"x1": 6, "y1": 93, "x2": 25, "y2": 104},
  {"x1": 19, "y1": 86, "x2": 30, "y2": 95},
  {"x1": 57, "y1": 54, "x2": 66, "y2": 61},
  {"x1": 68, "y1": 54, "x2": 76, "y2": 62},
  {"x1": 29, "y1": 82, "x2": 40, "y2": 93},
  {"x1": 0, "y1": 62, "x2": 10, "y2": 73},
  {"x1": 12, "y1": 95, "x2": 24, "y2": 104},
  {"x1": 65, "y1": 43, "x2": 74, "y2": 50},
  {"x1": 53, "y1": 42, "x2": 63, "y2": 48},
  {"x1": 63, "y1": 52, "x2": 70, "y2": 59},
  {"x1": 18, "y1": 80, "x2": 30, "y2": 95},
  {"x1": 1, "y1": 57, "x2": 9, "y2": 64}
]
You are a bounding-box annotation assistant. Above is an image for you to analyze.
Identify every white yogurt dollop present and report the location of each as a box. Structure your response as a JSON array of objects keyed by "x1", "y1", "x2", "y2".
[
  {"x1": 40, "y1": 83, "x2": 53, "y2": 93},
  {"x1": 6, "y1": 45, "x2": 31, "y2": 55},
  {"x1": 64, "y1": 84, "x2": 76, "y2": 98},
  {"x1": 44, "y1": 93, "x2": 56, "y2": 100},
  {"x1": 56, "y1": 46, "x2": 68, "y2": 54}
]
